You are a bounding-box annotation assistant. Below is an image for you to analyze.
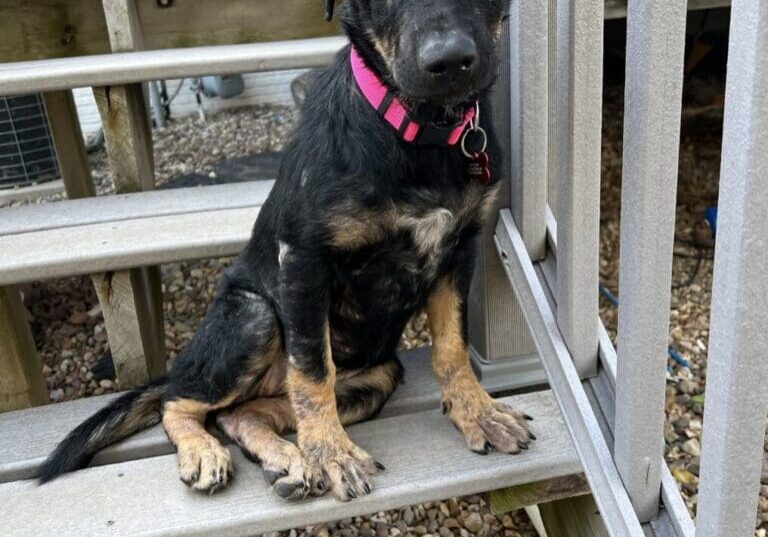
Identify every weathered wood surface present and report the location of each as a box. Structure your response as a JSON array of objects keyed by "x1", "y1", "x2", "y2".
[
  {"x1": 0, "y1": 1, "x2": 730, "y2": 64},
  {"x1": 488, "y1": 474, "x2": 590, "y2": 514},
  {"x1": 42, "y1": 90, "x2": 95, "y2": 199},
  {"x1": 0, "y1": 181, "x2": 273, "y2": 236},
  {"x1": 0, "y1": 390, "x2": 579, "y2": 537},
  {"x1": 539, "y1": 494, "x2": 610, "y2": 537},
  {"x1": 0, "y1": 347, "x2": 545, "y2": 483},
  {"x1": 0, "y1": 206, "x2": 262, "y2": 286},
  {"x1": 90, "y1": 0, "x2": 163, "y2": 388},
  {"x1": 0, "y1": 0, "x2": 337, "y2": 63},
  {"x1": 0, "y1": 286, "x2": 47, "y2": 412}
]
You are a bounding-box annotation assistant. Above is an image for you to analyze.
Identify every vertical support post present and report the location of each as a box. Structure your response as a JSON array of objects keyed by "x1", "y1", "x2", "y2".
[
  {"x1": 468, "y1": 5, "x2": 539, "y2": 387},
  {"x1": 552, "y1": 0, "x2": 604, "y2": 378},
  {"x1": 0, "y1": 286, "x2": 47, "y2": 412},
  {"x1": 613, "y1": 0, "x2": 687, "y2": 522},
  {"x1": 509, "y1": 0, "x2": 548, "y2": 260},
  {"x1": 43, "y1": 90, "x2": 96, "y2": 199},
  {"x1": 695, "y1": 3, "x2": 768, "y2": 536},
  {"x1": 92, "y1": 0, "x2": 166, "y2": 388},
  {"x1": 539, "y1": 495, "x2": 610, "y2": 537}
]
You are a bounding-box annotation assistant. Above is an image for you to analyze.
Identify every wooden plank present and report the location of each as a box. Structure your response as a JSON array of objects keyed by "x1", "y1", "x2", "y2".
[
  {"x1": 0, "y1": 181, "x2": 273, "y2": 236},
  {"x1": 604, "y1": 0, "x2": 731, "y2": 20},
  {"x1": 488, "y1": 474, "x2": 590, "y2": 514},
  {"x1": 0, "y1": 0, "x2": 336, "y2": 63},
  {"x1": 42, "y1": 90, "x2": 95, "y2": 199},
  {"x1": 0, "y1": 347, "x2": 533, "y2": 483},
  {"x1": 0, "y1": 180, "x2": 64, "y2": 205},
  {"x1": 0, "y1": 286, "x2": 47, "y2": 412},
  {"x1": 0, "y1": 206, "x2": 261, "y2": 286},
  {"x1": 539, "y1": 494, "x2": 610, "y2": 537},
  {"x1": 0, "y1": 390, "x2": 579, "y2": 537}
]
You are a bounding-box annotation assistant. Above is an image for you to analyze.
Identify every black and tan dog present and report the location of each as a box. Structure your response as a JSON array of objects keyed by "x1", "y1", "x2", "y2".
[{"x1": 39, "y1": 0, "x2": 534, "y2": 502}]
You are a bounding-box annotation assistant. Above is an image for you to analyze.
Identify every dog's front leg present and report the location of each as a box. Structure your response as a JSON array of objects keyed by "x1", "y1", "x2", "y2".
[
  {"x1": 280, "y1": 247, "x2": 380, "y2": 501},
  {"x1": 427, "y1": 265, "x2": 536, "y2": 455}
]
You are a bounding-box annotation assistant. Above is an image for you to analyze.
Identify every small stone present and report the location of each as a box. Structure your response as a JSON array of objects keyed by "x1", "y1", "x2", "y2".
[
  {"x1": 759, "y1": 496, "x2": 768, "y2": 513},
  {"x1": 682, "y1": 438, "x2": 702, "y2": 457},
  {"x1": 462, "y1": 513, "x2": 483, "y2": 534},
  {"x1": 500, "y1": 515, "x2": 514, "y2": 530},
  {"x1": 439, "y1": 503, "x2": 450, "y2": 518},
  {"x1": 448, "y1": 498, "x2": 460, "y2": 517},
  {"x1": 318, "y1": 529, "x2": 330, "y2": 537},
  {"x1": 412, "y1": 527, "x2": 428, "y2": 535},
  {"x1": 50, "y1": 389, "x2": 65, "y2": 402},
  {"x1": 289, "y1": 530, "x2": 298, "y2": 537},
  {"x1": 443, "y1": 519, "x2": 460, "y2": 530},
  {"x1": 376, "y1": 522, "x2": 389, "y2": 537},
  {"x1": 99, "y1": 379, "x2": 114, "y2": 389},
  {"x1": 438, "y1": 528, "x2": 453, "y2": 537},
  {"x1": 403, "y1": 507, "x2": 415, "y2": 526}
]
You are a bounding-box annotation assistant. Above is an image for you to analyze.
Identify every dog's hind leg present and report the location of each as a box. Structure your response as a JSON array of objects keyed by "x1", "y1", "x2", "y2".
[
  {"x1": 163, "y1": 284, "x2": 282, "y2": 494},
  {"x1": 216, "y1": 358, "x2": 402, "y2": 501}
]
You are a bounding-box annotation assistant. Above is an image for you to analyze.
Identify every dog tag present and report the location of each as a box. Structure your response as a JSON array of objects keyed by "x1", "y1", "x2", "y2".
[{"x1": 465, "y1": 151, "x2": 491, "y2": 184}]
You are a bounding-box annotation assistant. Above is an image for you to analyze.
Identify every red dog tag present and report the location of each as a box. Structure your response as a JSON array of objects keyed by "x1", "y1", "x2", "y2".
[{"x1": 465, "y1": 151, "x2": 491, "y2": 184}]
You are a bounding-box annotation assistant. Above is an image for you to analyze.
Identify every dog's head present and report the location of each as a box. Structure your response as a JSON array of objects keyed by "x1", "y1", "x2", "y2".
[{"x1": 328, "y1": 0, "x2": 506, "y2": 107}]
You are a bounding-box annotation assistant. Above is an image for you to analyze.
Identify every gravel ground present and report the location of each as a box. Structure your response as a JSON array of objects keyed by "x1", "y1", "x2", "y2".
[{"x1": 17, "y1": 80, "x2": 765, "y2": 535}]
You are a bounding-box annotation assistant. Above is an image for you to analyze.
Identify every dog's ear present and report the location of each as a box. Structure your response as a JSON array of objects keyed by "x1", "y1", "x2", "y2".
[{"x1": 322, "y1": 0, "x2": 336, "y2": 21}]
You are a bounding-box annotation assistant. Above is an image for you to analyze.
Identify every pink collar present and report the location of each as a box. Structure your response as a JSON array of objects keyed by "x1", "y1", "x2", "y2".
[{"x1": 350, "y1": 46, "x2": 476, "y2": 146}]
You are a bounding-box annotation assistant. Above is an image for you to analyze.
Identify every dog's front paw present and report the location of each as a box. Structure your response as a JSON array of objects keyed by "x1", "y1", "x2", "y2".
[
  {"x1": 177, "y1": 438, "x2": 233, "y2": 494},
  {"x1": 301, "y1": 433, "x2": 382, "y2": 502},
  {"x1": 443, "y1": 391, "x2": 535, "y2": 455}
]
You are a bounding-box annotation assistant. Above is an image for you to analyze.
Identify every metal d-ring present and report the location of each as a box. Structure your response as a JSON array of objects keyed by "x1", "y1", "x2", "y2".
[{"x1": 461, "y1": 125, "x2": 488, "y2": 158}]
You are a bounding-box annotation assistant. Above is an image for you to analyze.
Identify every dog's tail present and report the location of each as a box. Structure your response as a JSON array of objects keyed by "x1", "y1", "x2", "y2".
[{"x1": 37, "y1": 380, "x2": 167, "y2": 483}]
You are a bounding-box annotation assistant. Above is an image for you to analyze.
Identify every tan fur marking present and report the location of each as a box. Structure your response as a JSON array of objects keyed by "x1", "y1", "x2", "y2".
[
  {"x1": 427, "y1": 278, "x2": 534, "y2": 454},
  {"x1": 163, "y1": 399, "x2": 233, "y2": 493},
  {"x1": 286, "y1": 323, "x2": 379, "y2": 500}
]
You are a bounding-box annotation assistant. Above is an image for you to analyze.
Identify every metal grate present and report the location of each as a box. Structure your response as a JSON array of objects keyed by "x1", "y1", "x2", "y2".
[{"x1": 0, "y1": 94, "x2": 59, "y2": 189}]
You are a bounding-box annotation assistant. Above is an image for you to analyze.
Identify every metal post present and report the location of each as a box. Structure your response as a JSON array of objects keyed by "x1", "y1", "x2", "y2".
[
  {"x1": 695, "y1": 2, "x2": 768, "y2": 536},
  {"x1": 613, "y1": 0, "x2": 687, "y2": 522},
  {"x1": 553, "y1": 0, "x2": 604, "y2": 378}
]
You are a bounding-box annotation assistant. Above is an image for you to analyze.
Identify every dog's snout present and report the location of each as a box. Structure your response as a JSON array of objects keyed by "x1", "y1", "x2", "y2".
[{"x1": 418, "y1": 32, "x2": 478, "y2": 78}]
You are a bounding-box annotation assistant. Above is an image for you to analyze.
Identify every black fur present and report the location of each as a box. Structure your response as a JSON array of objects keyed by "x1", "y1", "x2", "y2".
[
  {"x1": 37, "y1": 382, "x2": 165, "y2": 483},
  {"x1": 40, "y1": 0, "x2": 507, "y2": 484}
]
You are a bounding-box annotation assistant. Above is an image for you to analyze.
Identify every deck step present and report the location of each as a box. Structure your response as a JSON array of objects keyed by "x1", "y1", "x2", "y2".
[
  {"x1": 0, "y1": 347, "x2": 517, "y2": 484},
  {"x1": 1, "y1": 389, "x2": 578, "y2": 537},
  {"x1": 0, "y1": 181, "x2": 274, "y2": 286}
]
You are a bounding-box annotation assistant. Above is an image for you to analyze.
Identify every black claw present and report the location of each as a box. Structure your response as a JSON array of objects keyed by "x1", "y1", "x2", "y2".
[
  {"x1": 519, "y1": 442, "x2": 529, "y2": 450},
  {"x1": 263, "y1": 468, "x2": 287, "y2": 486},
  {"x1": 441, "y1": 401, "x2": 452, "y2": 415},
  {"x1": 317, "y1": 480, "x2": 325, "y2": 491},
  {"x1": 363, "y1": 483, "x2": 371, "y2": 494},
  {"x1": 375, "y1": 461, "x2": 386, "y2": 471},
  {"x1": 529, "y1": 432, "x2": 537, "y2": 441},
  {"x1": 472, "y1": 447, "x2": 490, "y2": 456},
  {"x1": 484, "y1": 441, "x2": 494, "y2": 453},
  {"x1": 523, "y1": 413, "x2": 534, "y2": 421},
  {"x1": 347, "y1": 488, "x2": 357, "y2": 499}
]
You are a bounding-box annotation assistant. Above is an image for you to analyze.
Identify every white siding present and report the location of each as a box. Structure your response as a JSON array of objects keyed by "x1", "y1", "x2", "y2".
[{"x1": 73, "y1": 69, "x2": 304, "y2": 139}]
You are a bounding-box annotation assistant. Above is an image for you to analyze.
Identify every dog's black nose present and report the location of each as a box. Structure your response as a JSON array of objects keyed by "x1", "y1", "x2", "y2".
[{"x1": 418, "y1": 32, "x2": 478, "y2": 78}]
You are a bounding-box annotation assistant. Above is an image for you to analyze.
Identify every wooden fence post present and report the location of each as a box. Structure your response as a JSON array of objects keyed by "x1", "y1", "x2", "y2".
[
  {"x1": 90, "y1": 0, "x2": 166, "y2": 388},
  {"x1": 0, "y1": 286, "x2": 47, "y2": 412}
]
